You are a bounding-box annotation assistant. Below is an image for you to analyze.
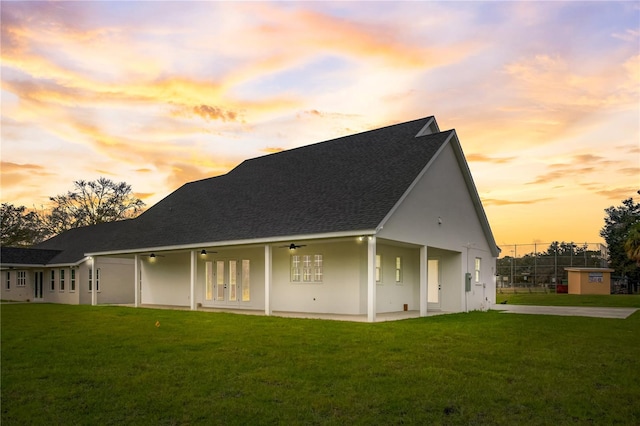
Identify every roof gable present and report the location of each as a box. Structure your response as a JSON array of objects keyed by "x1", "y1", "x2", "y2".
[{"x1": 130, "y1": 117, "x2": 451, "y2": 247}]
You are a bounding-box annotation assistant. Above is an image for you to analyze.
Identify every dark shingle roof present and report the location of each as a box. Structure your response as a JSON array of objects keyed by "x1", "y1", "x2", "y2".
[
  {"x1": 34, "y1": 220, "x2": 137, "y2": 263},
  {"x1": 9, "y1": 116, "x2": 460, "y2": 263},
  {"x1": 127, "y1": 117, "x2": 451, "y2": 247},
  {"x1": 0, "y1": 247, "x2": 62, "y2": 265}
]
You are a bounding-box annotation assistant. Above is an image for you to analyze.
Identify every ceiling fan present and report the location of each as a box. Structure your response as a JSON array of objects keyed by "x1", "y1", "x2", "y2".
[
  {"x1": 142, "y1": 253, "x2": 165, "y2": 258},
  {"x1": 279, "y1": 243, "x2": 307, "y2": 250}
]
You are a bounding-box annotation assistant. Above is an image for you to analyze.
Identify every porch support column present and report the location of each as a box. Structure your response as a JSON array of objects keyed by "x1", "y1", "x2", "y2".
[
  {"x1": 367, "y1": 236, "x2": 377, "y2": 323},
  {"x1": 420, "y1": 246, "x2": 428, "y2": 317},
  {"x1": 190, "y1": 250, "x2": 197, "y2": 310},
  {"x1": 91, "y1": 257, "x2": 97, "y2": 306},
  {"x1": 134, "y1": 254, "x2": 140, "y2": 307},
  {"x1": 264, "y1": 245, "x2": 272, "y2": 316}
]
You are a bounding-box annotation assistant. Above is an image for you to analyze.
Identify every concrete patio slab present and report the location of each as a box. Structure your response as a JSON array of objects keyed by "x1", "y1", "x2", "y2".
[
  {"x1": 130, "y1": 304, "x2": 452, "y2": 322},
  {"x1": 491, "y1": 304, "x2": 638, "y2": 319}
]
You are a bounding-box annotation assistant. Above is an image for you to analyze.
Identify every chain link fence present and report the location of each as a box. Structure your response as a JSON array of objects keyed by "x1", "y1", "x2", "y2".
[{"x1": 496, "y1": 242, "x2": 608, "y2": 294}]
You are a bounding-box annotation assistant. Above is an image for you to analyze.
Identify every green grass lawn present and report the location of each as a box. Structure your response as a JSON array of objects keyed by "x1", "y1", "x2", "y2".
[
  {"x1": 496, "y1": 292, "x2": 640, "y2": 307},
  {"x1": 2, "y1": 304, "x2": 639, "y2": 425}
]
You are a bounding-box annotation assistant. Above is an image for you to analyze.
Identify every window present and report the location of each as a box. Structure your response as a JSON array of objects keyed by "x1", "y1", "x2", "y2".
[
  {"x1": 89, "y1": 268, "x2": 100, "y2": 292},
  {"x1": 17, "y1": 271, "x2": 26, "y2": 287},
  {"x1": 302, "y1": 255, "x2": 313, "y2": 282},
  {"x1": 395, "y1": 257, "x2": 402, "y2": 283},
  {"x1": 291, "y1": 254, "x2": 323, "y2": 282},
  {"x1": 59, "y1": 269, "x2": 65, "y2": 291},
  {"x1": 291, "y1": 255, "x2": 301, "y2": 282},
  {"x1": 70, "y1": 269, "x2": 76, "y2": 292},
  {"x1": 50, "y1": 270, "x2": 55, "y2": 291},
  {"x1": 375, "y1": 255, "x2": 382, "y2": 282},
  {"x1": 5, "y1": 272, "x2": 10, "y2": 290},
  {"x1": 314, "y1": 255, "x2": 323, "y2": 282},
  {"x1": 241, "y1": 259, "x2": 250, "y2": 301},
  {"x1": 475, "y1": 258, "x2": 481, "y2": 283}
]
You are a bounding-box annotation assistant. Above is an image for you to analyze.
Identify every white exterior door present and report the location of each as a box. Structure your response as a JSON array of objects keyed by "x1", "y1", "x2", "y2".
[
  {"x1": 427, "y1": 259, "x2": 441, "y2": 310},
  {"x1": 205, "y1": 259, "x2": 250, "y2": 306}
]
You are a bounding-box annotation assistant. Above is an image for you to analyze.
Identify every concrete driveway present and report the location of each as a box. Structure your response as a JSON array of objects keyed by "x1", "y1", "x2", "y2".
[{"x1": 491, "y1": 304, "x2": 638, "y2": 319}]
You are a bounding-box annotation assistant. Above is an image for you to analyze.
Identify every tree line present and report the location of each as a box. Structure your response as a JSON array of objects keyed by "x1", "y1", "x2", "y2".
[
  {"x1": 496, "y1": 194, "x2": 639, "y2": 288},
  {"x1": 1, "y1": 178, "x2": 145, "y2": 246}
]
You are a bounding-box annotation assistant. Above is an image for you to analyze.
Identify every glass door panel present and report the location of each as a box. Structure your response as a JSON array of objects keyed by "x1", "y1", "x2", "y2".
[
  {"x1": 216, "y1": 260, "x2": 225, "y2": 300},
  {"x1": 229, "y1": 261, "x2": 237, "y2": 301},
  {"x1": 34, "y1": 271, "x2": 43, "y2": 299},
  {"x1": 205, "y1": 261, "x2": 213, "y2": 301},
  {"x1": 428, "y1": 259, "x2": 441, "y2": 309},
  {"x1": 241, "y1": 260, "x2": 250, "y2": 302}
]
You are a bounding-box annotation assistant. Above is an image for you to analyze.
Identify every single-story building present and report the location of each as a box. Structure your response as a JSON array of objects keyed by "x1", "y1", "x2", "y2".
[
  {"x1": 1, "y1": 116, "x2": 499, "y2": 321},
  {"x1": 565, "y1": 267, "x2": 615, "y2": 295}
]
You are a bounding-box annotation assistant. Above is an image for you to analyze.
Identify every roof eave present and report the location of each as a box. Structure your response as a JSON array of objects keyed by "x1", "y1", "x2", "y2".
[
  {"x1": 376, "y1": 130, "x2": 500, "y2": 258},
  {"x1": 85, "y1": 229, "x2": 378, "y2": 257},
  {"x1": 448, "y1": 131, "x2": 500, "y2": 257}
]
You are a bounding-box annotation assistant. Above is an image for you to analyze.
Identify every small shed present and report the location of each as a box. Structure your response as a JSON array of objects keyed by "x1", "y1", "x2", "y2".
[{"x1": 564, "y1": 268, "x2": 615, "y2": 295}]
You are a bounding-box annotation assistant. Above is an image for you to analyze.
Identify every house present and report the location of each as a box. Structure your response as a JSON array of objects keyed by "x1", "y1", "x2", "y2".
[
  {"x1": 1, "y1": 116, "x2": 499, "y2": 321},
  {"x1": 1, "y1": 223, "x2": 136, "y2": 305}
]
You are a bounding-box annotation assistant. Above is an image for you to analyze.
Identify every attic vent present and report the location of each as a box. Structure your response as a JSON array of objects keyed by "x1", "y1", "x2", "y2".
[{"x1": 415, "y1": 117, "x2": 439, "y2": 137}]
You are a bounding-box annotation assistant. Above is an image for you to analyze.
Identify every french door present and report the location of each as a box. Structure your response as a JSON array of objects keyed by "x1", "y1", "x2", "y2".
[
  {"x1": 205, "y1": 259, "x2": 250, "y2": 304},
  {"x1": 34, "y1": 271, "x2": 44, "y2": 300}
]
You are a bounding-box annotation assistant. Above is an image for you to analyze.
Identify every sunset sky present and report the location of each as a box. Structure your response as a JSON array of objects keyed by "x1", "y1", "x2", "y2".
[{"x1": 1, "y1": 1, "x2": 638, "y2": 248}]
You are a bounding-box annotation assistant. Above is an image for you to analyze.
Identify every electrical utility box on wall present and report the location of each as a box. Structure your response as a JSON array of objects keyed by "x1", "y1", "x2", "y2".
[{"x1": 465, "y1": 273, "x2": 472, "y2": 292}]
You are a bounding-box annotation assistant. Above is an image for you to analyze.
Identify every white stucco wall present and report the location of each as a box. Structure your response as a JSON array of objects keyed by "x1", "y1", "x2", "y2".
[
  {"x1": 141, "y1": 253, "x2": 191, "y2": 306},
  {"x1": 43, "y1": 267, "x2": 81, "y2": 305},
  {"x1": 1, "y1": 270, "x2": 33, "y2": 302},
  {"x1": 271, "y1": 240, "x2": 363, "y2": 314},
  {"x1": 94, "y1": 258, "x2": 135, "y2": 304},
  {"x1": 378, "y1": 141, "x2": 496, "y2": 312},
  {"x1": 374, "y1": 243, "x2": 420, "y2": 313}
]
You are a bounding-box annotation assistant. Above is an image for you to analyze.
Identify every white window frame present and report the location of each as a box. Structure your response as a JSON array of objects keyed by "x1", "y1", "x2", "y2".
[
  {"x1": 17, "y1": 271, "x2": 26, "y2": 287},
  {"x1": 475, "y1": 257, "x2": 481, "y2": 283},
  {"x1": 395, "y1": 256, "x2": 402, "y2": 284},
  {"x1": 291, "y1": 254, "x2": 323, "y2": 283},
  {"x1": 291, "y1": 255, "x2": 301, "y2": 282},
  {"x1": 375, "y1": 254, "x2": 382, "y2": 283},
  {"x1": 88, "y1": 268, "x2": 92, "y2": 291},
  {"x1": 313, "y1": 254, "x2": 323, "y2": 282},
  {"x1": 5, "y1": 271, "x2": 10, "y2": 290},
  {"x1": 59, "y1": 269, "x2": 65, "y2": 292},
  {"x1": 70, "y1": 269, "x2": 76, "y2": 292},
  {"x1": 50, "y1": 270, "x2": 55, "y2": 291},
  {"x1": 302, "y1": 255, "x2": 313, "y2": 282}
]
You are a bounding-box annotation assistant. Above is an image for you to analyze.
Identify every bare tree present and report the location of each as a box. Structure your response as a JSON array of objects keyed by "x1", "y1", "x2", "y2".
[{"x1": 42, "y1": 178, "x2": 145, "y2": 237}]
